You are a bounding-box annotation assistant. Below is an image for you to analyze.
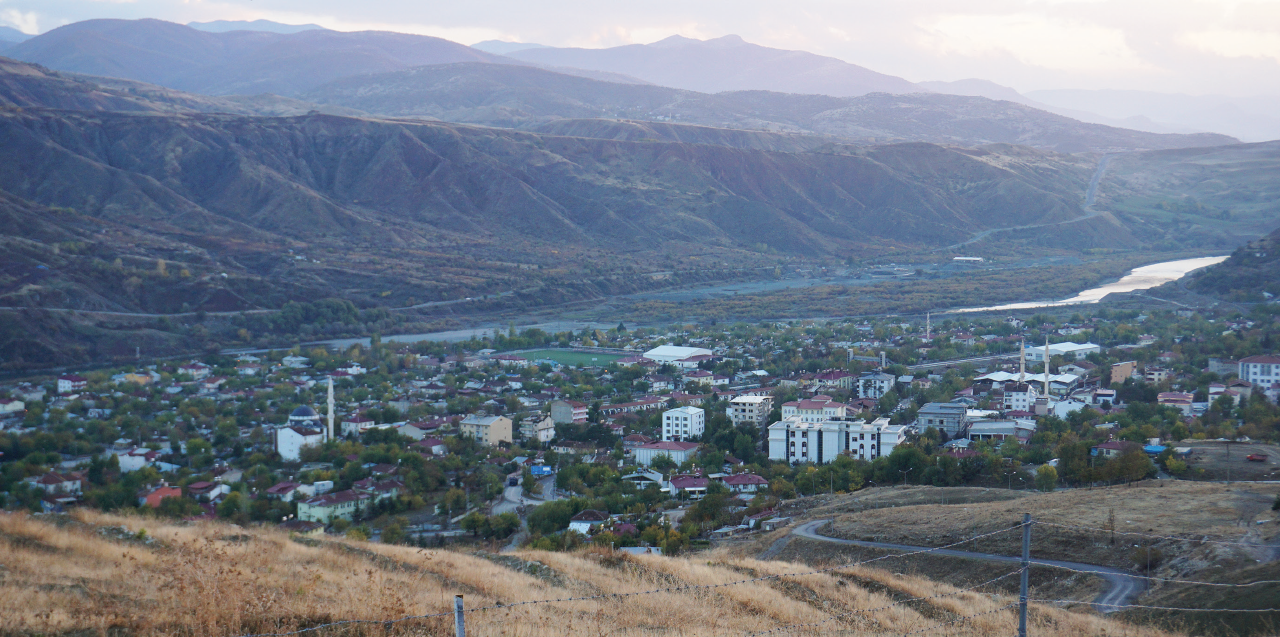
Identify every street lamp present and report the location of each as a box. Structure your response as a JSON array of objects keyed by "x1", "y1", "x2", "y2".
[{"x1": 898, "y1": 468, "x2": 913, "y2": 487}]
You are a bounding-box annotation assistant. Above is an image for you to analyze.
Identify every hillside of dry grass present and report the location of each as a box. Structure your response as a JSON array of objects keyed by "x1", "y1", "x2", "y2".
[{"x1": 0, "y1": 509, "x2": 1186, "y2": 637}]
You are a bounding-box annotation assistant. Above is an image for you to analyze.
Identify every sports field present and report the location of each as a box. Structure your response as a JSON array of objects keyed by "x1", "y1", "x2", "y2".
[{"x1": 520, "y1": 349, "x2": 626, "y2": 366}]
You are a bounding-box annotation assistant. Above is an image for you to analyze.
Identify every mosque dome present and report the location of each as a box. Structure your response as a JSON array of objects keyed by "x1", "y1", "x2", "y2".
[{"x1": 289, "y1": 405, "x2": 321, "y2": 423}]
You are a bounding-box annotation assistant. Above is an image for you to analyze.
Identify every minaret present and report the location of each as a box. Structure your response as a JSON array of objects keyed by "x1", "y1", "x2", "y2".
[
  {"x1": 326, "y1": 377, "x2": 335, "y2": 442},
  {"x1": 1018, "y1": 338, "x2": 1026, "y2": 384},
  {"x1": 1043, "y1": 333, "x2": 1051, "y2": 398},
  {"x1": 926, "y1": 313, "x2": 931, "y2": 340}
]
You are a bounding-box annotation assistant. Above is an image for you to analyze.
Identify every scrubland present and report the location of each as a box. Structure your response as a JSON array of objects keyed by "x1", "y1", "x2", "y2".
[{"x1": 0, "y1": 509, "x2": 1186, "y2": 637}]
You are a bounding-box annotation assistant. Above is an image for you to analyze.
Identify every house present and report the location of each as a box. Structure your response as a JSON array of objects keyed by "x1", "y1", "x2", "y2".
[
  {"x1": 1144, "y1": 367, "x2": 1171, "y2": 384},
  {"x1": 813, "y1": 370, "x2": 854, "y2": 391},
  {"x1": 117, "y1": 447, "x2": 160, "y2": 473},
  {"x1": 1157, "y1": 392, "x2": 1195, "y2": 416},
  {"x1": 352, "y1": 478, "x2": 404, "y2": 502},
  {"x1": 178, "y1": 362, "x2": 212, "y2": 380},
  {"x1": 622, "y1": 434, "x2": 655, "y2": 455},
  {"x1": 397, "y1": 421, "x2": 443, "y2": 441},
  {"x1": 411, "y1": 437, "x2": 449, "y2": 456},
  {"x1": 550, "y1": 400, "x2": 589, "y2": 424},
  {"x1": 235, "y1": 363, "x2": 262, "y2": 377},
  {"x1": 0, "y1": 398, "x2": 25, "y2": 416},
  {"x1": 1239, "y1": 355, "x2": 1280, "y2": 388},
  {"x1": 337, "y1": 363, "x2": 367, "y2": 376},
  {"x1": 669, "y1": 474, "x2": 710, "y2": 499},
  {"x1": 552, "y1": 441, "x2": 601, "y2": 456},
  {"x1": 767, "y1": 417, "x2": 906, "y2": 463},
  {"x1": 568, "y1": 509, "x2": 610, "y2": 534},
  {"x1": 58, "y1": 375, "x2": 87, "y2": 394},
  {"x1": 1060, "y1": 361, "x2": 1096, "y2": 376},
  {"x1": 297, "y1": 490, "x2": 372, "y2": 524},
  {"x1": 277, "y1": 426, "x2": 325, "y2": 462},
  {"x1": 521, "y1": 415, "x2": 556, "y2": 443},
  {"x1": 459, "y1": 414, "x2": 513, "y2": 446},
  {"x1": 646, "y1": 374, "x2": 675, "y2": 392},
  {"x1": 265, "y1": 482, "x2": 303, "y2": 502},
  {"x1": 282, "y1": 355, "x2": 310, "y2": 369},
  {"x1": 721, "y1": 473, "x2": 769, "y2": 494},
  {"x1": 634, "y1": 441, "x2": 700, "y2": 467},
  {"x1": 916, "y1": 403, "x2": 968, "y2": 436},
  {"x1": 1092, "y1": 441, "x2": 1138, "y2": 458},
  {"x1": 186, "y1": 481, "x2": 229, "y2": 500},
  {"x1": 279, "y1": 520, "x2": 325, "y2": 536},
  {"x1": 662, "y1": 406, "x2": 705, "y2": 441},
  {"x1": 137, "y1": 484, "x2": 182, "y2": 508},
  {"x1": 31, "y1": 471, "x2": 81, "y2": 495},
  {"x1": 1111, "y1": 361, "x2": 1137, "y2": 385},
  {"x1": 728, "y1": 395, "x2": 772, "y2": 426},
  {"x1": 342, "y1": 417, "x2": 376, "y2": 437}
]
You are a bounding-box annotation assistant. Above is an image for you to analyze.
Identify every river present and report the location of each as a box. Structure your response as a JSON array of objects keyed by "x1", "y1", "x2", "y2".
[{"x1": 950, "y1": 255, "x2": 1228, "y2": 314}]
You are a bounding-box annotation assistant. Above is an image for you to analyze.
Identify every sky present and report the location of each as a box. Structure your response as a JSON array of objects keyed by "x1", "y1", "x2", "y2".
[{"x1": 4, "y1": 0, "x2": 1279, "y2": 95}]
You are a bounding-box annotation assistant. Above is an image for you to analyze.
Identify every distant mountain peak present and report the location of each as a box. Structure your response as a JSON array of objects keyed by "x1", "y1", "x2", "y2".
[{"x1": 470, "y1": 40, "x2": 549, "y2": 55}]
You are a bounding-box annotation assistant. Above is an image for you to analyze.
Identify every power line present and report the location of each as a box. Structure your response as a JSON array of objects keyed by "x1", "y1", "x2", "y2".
[
  {"x1": 1035, "y1": 561, "x2": 1280, "y2": 588},
  {"x1": 745, "y1": 569, "x2": 1023, "y2": 637},
  {"x1": 1029, "y1": 599, "x2": 1280, "y2": 613},
  {"x1": 1034, "y1": 521, "x2": 1266, "y2": 548}
]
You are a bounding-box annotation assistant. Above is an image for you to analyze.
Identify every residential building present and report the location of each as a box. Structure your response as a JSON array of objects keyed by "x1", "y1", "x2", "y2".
[
  {"x1": 550, "y1": 400, "x2": 588, "y2": 424},
  {"x1": 178, "y1": 362, "x2": 212, "y2": 379},
  {"x1": 780, "y1": 395, "x2": 847, "y2": 422},
  {"x1": 297, "y1": 490, "x2": 372, "y2": 524},
  {"x1": 669, "y1": 473, "x2": 710, "y2": 499},
  {"x1": 520, "y1": 415, "x2": 557, "y2": 443},
  {"x1": 721, "y1": 473, "x2": 769, "y2": 494},
  {"x1": 265, "y1": 482, "x2": 303, "y2": 502},
  {"x1": 277, "y1": 426, "x2": 325, "y2": 462},
  {"x1": 1239, "y1": 355, "x2": 1280, "y2": 388},
  {"x1": 856, "y1": 372, "x2": 896, "y2": 399},
  {"x1": 662, "y1": 406, "x2": 705, "y2": 441},
  {"x1": 917, "y1": 403, "x2": 968, "y2": 436},
  {"x1": 137, "y1": 484, "x2": 182, "y2": 508},
  {"x1": 1002, "y1": 383, "x2": 1038, "y2": 413},
  {"x1": 1025, "y1": 342, "x2": 1100, "y2": 362},
  {"x1": 1158, "y1": 392, "x2": 1195, "y2": 416},
  {"x1": 1144, "y1": 367, "x2": 1171, "y2": 384},
  {"x1": 0, "y1": 398, "x2": 25, "y2": 416},
  {"x1": 728, "y1": 395, "x2": 773, "y2": 426},
  {"x1": 634, "y1": 441, "x2": 699, "y2": 467},
  {"x1": 459, "y1": 414, "x2": 513, "y2": 446},
  {"x1": 568, "y1": 509, "x2": 610, "y2": 534},
  {"x1": 57, "y1": 375, "x2": 87, "y2": 394},
  {"x1": 342, "y1": 417, "x2": 376, "y2": 437},
  {"x1": 767, "y1": 416, "x2": 906, "y2": 464}
]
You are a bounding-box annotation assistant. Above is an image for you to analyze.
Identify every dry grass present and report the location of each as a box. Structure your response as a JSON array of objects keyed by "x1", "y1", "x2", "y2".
[{"x1": 0, "y1": 510, "x2": 1189, "y2": 637}]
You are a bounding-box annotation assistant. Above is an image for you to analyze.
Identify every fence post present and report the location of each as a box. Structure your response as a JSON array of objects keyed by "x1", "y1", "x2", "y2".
[
  {"x1": 454, "y1": 594, "x2": 466, "y2": 637},
  {"x1": 1019, "y1": 513, "x2": 1031, "y2": 637}
]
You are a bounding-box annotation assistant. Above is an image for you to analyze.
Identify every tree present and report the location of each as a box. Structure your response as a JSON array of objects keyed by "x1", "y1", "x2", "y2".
[
  {"x1": 522, "y1": 468, "x2": 542, "y2": 496},
  {"x1": 1035, "y1": 465, "x2": 1058, "y2": 492},
  {"x1": 461, "y1": 511, "x2": 487, "y2": 537},
  {"x1": 382, "y1": 520, "x2": 407, "y2": 545},
  {"x1": 649, "y1": 454, "x2": 677, "y2": 473}
]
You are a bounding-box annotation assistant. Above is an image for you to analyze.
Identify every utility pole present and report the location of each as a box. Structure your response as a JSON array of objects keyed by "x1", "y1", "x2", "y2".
[
  {"x1": 454, "y1": 595, "x2": 466, "y2": 637},
  {"x1": 1018, "y1": 513, "x2": 1031, "y2": 637}
]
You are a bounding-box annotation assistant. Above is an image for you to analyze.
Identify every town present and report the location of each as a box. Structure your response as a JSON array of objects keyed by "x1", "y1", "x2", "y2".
[{"x1": 2, "y1": 305, "x2": 1278, "y2": 553}]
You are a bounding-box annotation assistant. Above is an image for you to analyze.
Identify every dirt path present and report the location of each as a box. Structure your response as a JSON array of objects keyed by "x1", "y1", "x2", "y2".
[{"x1": 785, "y1": 519, "x2": 1144, "y2": 613}]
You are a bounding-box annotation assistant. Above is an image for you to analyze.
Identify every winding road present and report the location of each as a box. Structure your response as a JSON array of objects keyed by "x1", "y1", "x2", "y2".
[
  {"x1": 940, "y1": 154, "x2": 1114, "y2": 251},
  {"x1": 787, "y1": 520, "x2": 1144, "y2": 613}
]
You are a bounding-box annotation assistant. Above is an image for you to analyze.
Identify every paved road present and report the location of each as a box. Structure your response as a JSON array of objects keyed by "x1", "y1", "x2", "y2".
[{"x1": 789, "y1": 520, "x2": 1143, "y2": 613}]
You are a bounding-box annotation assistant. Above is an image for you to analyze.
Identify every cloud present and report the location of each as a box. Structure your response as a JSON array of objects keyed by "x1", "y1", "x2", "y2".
[
  {"x1": 1, "y1": 8, "x2": 39, "y2": 34},
  {"x1": 918, "y1": 13, "x2": 1154, "y2": 73},
  {"x1": 1182, "y1": 28, "x2": 1280, "y2": 62}
]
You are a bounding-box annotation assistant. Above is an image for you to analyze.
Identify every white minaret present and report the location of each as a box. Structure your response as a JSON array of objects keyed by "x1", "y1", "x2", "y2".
[
  {"x1": 926, "y1": 312, "x2": 931, "y2": 340},
  {"x1": 326, "y1": 377, "x2": 335, "y2": 442},
  {"x1": 1043, "y1": 334, "x2": 1051, "y2": 397},
  {"x1": 1019, "y1": 338, "x2": 1026, "y2": 384}
]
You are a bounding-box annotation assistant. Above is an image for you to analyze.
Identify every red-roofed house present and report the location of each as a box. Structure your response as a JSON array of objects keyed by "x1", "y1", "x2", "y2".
[{"x1": 721, "y1": 473, "x2": 769, "y2": 494}]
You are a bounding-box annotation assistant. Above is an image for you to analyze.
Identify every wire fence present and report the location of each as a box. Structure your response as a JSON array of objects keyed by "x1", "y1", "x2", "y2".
[{"x1": 227, "y1": 516, "x2": 1280, "y2": 637}]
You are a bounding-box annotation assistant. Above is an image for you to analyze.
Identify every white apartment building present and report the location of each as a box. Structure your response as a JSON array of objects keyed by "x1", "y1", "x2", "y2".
[
  {"x1": 1239, "y1": 355, "x2": 1280, "y2": 388},
  {"x1": 767, "y1": 416, "x2": 906, "y2": 464},
  {"x1": 729, "y1": 395, "x2": 773, "y2": 426},
  {"x1": 857, "y1": 372, "x2": 896, "y2": 399},
  {"x1": 780, "y1": 395, "x2": 847, "y2": 422},
  {"x1": 1002, "y1": 383, "x2": 1039, "y2": 413},
  {"x1": 662, "y1": 406, "x2": 705, "y2": 441}
]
